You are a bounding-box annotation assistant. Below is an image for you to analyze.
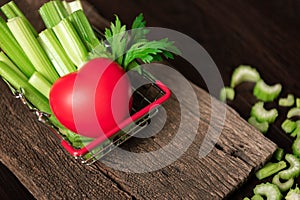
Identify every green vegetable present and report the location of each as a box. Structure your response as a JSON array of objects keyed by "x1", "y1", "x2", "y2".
[
  {"x1": 68, "y1": 10, "x2": 100, "y2": 51},
  {"x1": 281, "y1": 119, "x2": 297, "y2": 134},
  {"x1": 286, "y1": 186, "x2": 300, "y2": 200},
  {"x1": 230, "y1": 65, "x2": 261, "y2": 88},
  {"x1": 272, "y1": 174, "x2": 294, "y2": 192},
  {"x1": 297, "y1": 98, "x2": 300, "y2": 108},
  {"x1": 287, "y1": 107, "x2": 300, "y2": 119},
  {"x1": 219, "y1": 87, "x2": 235, "y2": 102},
  {"x1": 253, "y1": 79, "x2": 282, "y2": 102},
  {"x1": 1, "y1": 1, "x2": 37, "y2": 36},
  {"x1": 253, "y1": 183, "x2": 282, "y2": 200},
  {"x1": 278, "y1": 154, "x2": 300, "y2": 180},
  {"x1": 251, "y1": 102, "x2": 278, "y2": 123},
  {"x1": 53, "y1": 18, "x2": 88, "y2": 67},
  {"x1": 63, "y1": 0, "x2": 82, "y2": 14},
  {"x1": 243, "y1": 198, "x2": 251, "y2": 200},
  {"x1": 274, "y1": 148, "x2": 285, "y2": 161},
  {"x1": 292, "y1": 135, "x2": 300, "y2": 157},
  {"x1": 279, "y1": 94, "x2": 295, "y2": 107},
  {"x1": 0, "y1": 51, "x2": 27, "y2": 80},
  {"x1": 0, "y1": 16, "x2": 35, "y2": 78},
  {"x1": 38, "y1": 28, "x2": 76, "y2": 76},
  {"x1": 248, "y1": 116, "x2": 269, "y2": 133},
  {"x1": 7, "y1": 16, "x2": 59, "y2": 83},
  {"x1": 28, "y1": 72, "x2": 52, "y2": 99},
  {"x1": 290, "y1": 121, "x2": 300, "y2": 137},
  {"x1": 39, "y1": 0, "x2": 68, "y2": 28},
  {"x1": 251, "y1": 195, "x2": 264, "y2": 200},
  {"x1": 255, "y1": 161, "x2": 287, "y2": 180}
]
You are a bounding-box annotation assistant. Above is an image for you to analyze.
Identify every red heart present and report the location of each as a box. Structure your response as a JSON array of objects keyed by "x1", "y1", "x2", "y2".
[{"x1": 49, "y1": 58, "x2": 132, "y2": 138}]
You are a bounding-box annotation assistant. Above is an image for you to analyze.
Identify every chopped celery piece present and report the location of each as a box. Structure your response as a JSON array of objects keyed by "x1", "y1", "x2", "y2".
[
  {"x1": 0, "y1": 16, "x2": 35, "y2": 78},
  {"x1": 38, "y1": 28, "x2": 76, "y2": 76},
  {"x1": 243, "y1": 198, "x2": 251, "y2": 200},
  {"x1": 278, "y1": 154, "x2": 300, "y2": 180},
  {"x1": 253, "y1": 79, "x2": 282, "y2": 102},
  {"x1": 1, "y1": 1, "x2": 37, "y2": 36},
  {"x1": 219, "y1": 87, "x2": 235, "y2": 102},
  {"x1": 279, "y1": 94, "x2": 294, "y2": 107},
  {"x1": 291, "y1": 121, "x2": 300, "y2": 137},
  {"x1": 287, "y1": 107, "x2": 300, "y2": 119},
  {"x1": 292, "y1": 136, "x2": 300, "y2": 158},
  {"x1": 53, "y1": 18, "x2": 88, "y2": 67},
  {"x1": 251, "y1": 195, "x2": 264, "y2": 200},
  {"x1": 251, "y1": 102, "x2": 278, "y2": 123},
  {"x1": 281, "y1": 119, "x2": 297, "y2": 134},
  {"x1": 28, "y1": 72, "x2": 52, "y2": 99},
  {"x1": 230, "y1": 65, "x2": 261, "y2": 88},
  {"x1": 39, "y1": 0, "x2": 68, "y2": 28},
  {"x1": 272, "y1": 174, "x2": 294, "y2": 192},
  {"x1": 286, "y1": 186, "x2": 300, "y2": 200},
  {"x1": 68, "y1": 10, "x2": 100, "y2": 51},
  {"x1": 253, "y1": 183, "x2": 282, "y2": 200},
  {"x1": 7, "y1": 17, "x2": 59, "y2": 83},
  {"x1": 248, "y1": 116, "x2": 269, "y2": 133},
  {"x1": 297, "y1": 98, "x2": 300, "y2": 108},
  {"x1": 274, "y1": 148, "x2": 284, "y2": 161},
  {"x1": 255, "y1": 161, "x2": 287, "y2": 180}
]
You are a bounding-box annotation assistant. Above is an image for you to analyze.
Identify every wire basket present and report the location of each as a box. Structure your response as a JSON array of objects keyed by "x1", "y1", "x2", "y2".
[{"x1": 2, "y1": 69, "x2": 171, "y2": 165}]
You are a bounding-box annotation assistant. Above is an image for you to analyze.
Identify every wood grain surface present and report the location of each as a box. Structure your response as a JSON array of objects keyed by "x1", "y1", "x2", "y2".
[{"x1": 0, "y1": 0, "x2": 299, "y2": 199}]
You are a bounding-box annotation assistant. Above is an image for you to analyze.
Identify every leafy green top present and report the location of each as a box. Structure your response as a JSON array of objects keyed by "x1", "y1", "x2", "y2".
[{"x1": 89, "y1": 14, "x2": 180, "y2": 71}]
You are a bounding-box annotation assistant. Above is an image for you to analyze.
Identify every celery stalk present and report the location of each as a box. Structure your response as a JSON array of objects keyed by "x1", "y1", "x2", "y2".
[
  {"x1": 39, "y1": 1, "x2": 68, "y2": 28},
  {"x1": 68, "y1": 0, "x2": 83, "y2": 13},
  {"x1": 7, "y1": 17, "x2": 59, "y2": 83},
  {"x1": 0, "y1": 51, "x2": 27, "y2": 80},
  {"x1": 1, "y1": 1, "x2": 38, "y2": 36},
  {"x1": 38, "y1": 29, "x2": 76, "y2": 76},
  {"x1": 0, "y1": 16, "x2": 35, "y2": 78},
  {"x1": 28, "y1": 72, "x2": 52, "y2": 99},
  {"x1": 53, "y1": 18, "x2": 88, "y2": 67},
  {"x1": 68, "y1": 10, "x2": 100, "y2": 51}
]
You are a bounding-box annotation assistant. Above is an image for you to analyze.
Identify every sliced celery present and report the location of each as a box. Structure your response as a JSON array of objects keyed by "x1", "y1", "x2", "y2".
[
  {"x1": 274, "y1": 148, "x2": 284, "y2": 161},
  {"x1": 7, "y1": 17, "x2": 59, "y2": 83},
  {"x1": 0, "y1": 16, "x2": 35, "y2": 78},
  {"x1": 288, "y1": 107, "x2": 300, "y2": 119},
  {"x1": 28, "y1": 72, "x2": 52, "y2": 99},
  {"x1": 292, "y1": 135, "x2": 300, "y2": 158},
  {"x1": 297, "y1": 98, "x2": 300, "y2": 108},
  {"x1": 68, "y1": 10, "x2": 100, "y2": 51},
  {"x1": 248, "y1": 116, "x2": 269, "y2": 134},
  {"x1": 230, "y1": 65, "x2": 261, "y2": 88},
  {"x1": 68, "y1": 0, "x2": 83, "y2": 13},
  {"x1": 255, "y1": 161, "x2": 287, "y2": 180},
  {"x1": 253, "y1": 183, "x2": 282, "y2": 200},
  {"x1": 279, "y1": 94, "x2": 294, "y2": 107},
  {"x1": 281, "y1": 119, "x2": 297, "y2": 134},
  {"x1": 251, "y1": 102, "x2": 278, "y2": 123},
  {"x1": 1, "y1": 1, "x2": 38, "y2": 36},
  {"x1": 290, "y1": 121, "x2": 300, "y2": 137},
  {"x1": 219, "y1": 87, "x2": 235, "y2": 102},
  {"x1": 286, "y1": 186, "x2": 300, "y2": 200},
  {"x1": 253, "y1": 79, "x2": 282, "y2": 102},
  {"x1": 38, "y1": 28, "x2": 76, "y2": 76},
  {"x1": 39, "y1": 0, "x2": 68, "y2": 28},
  {"x1": 272, "y1": 174, "x2": 294, "y2": 192},
  {"x1": 53, "y1": 18, "x2": 88, "y2": 67}
]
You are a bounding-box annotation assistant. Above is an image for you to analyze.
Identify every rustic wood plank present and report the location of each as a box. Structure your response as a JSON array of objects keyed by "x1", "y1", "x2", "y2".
[{"x1": 0, "y1": 0, "x2": 277, "y2": 199}]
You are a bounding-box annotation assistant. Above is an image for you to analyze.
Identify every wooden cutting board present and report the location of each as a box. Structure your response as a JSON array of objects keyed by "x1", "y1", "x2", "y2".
[{"x1": 0, "y1": 0, "x2": 277, "y2": 199}]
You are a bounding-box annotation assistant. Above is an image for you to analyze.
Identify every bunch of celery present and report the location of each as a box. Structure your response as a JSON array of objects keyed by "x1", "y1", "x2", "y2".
[{"x1": 0, "y1": 0, "x2": 99, "y2": 147}]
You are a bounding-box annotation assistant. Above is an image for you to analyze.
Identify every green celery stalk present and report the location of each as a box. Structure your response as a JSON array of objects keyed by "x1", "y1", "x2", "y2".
[
  {"x1": 255, "y1": 161, "x2": 287, "y2": 180},
  {"x1": 53, "y1": 18, "x2": 88, "y2": 67},
  {"x1": 0, "y1": 51, "x2": 27, "y2": 80},
  {"x1": 7, "y1": 16, "x2": 59, "y2": 83},
  {"x1": 67, "y1": 0, "x2": 83, "y2": 13},
  {"x1": 0, "y1": 16, "x2": 35, "y2": 78},
  {"x1": 28, "y1": 72, "x2": 52, "y2": 99},
  {"x1": 39, "y1": 0, "x2": 68, "y2": 28},
  {"x1": 0, "y1": 61, "x2": 50, "y2": 113},
  {"x1": 38, "y1": 28, "x2": 76, "y2": 76},
  {"x1": 68, "y1": 9, "x2": 100, "y2": 51},
  {"x1": 1, "y1": 1, "x2": 38, "y2": 36}
]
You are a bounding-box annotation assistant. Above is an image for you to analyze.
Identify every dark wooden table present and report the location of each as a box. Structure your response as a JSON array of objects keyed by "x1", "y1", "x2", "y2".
[{"x1": 0, "y1": 0, "x2": 299, "y2": 199}]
